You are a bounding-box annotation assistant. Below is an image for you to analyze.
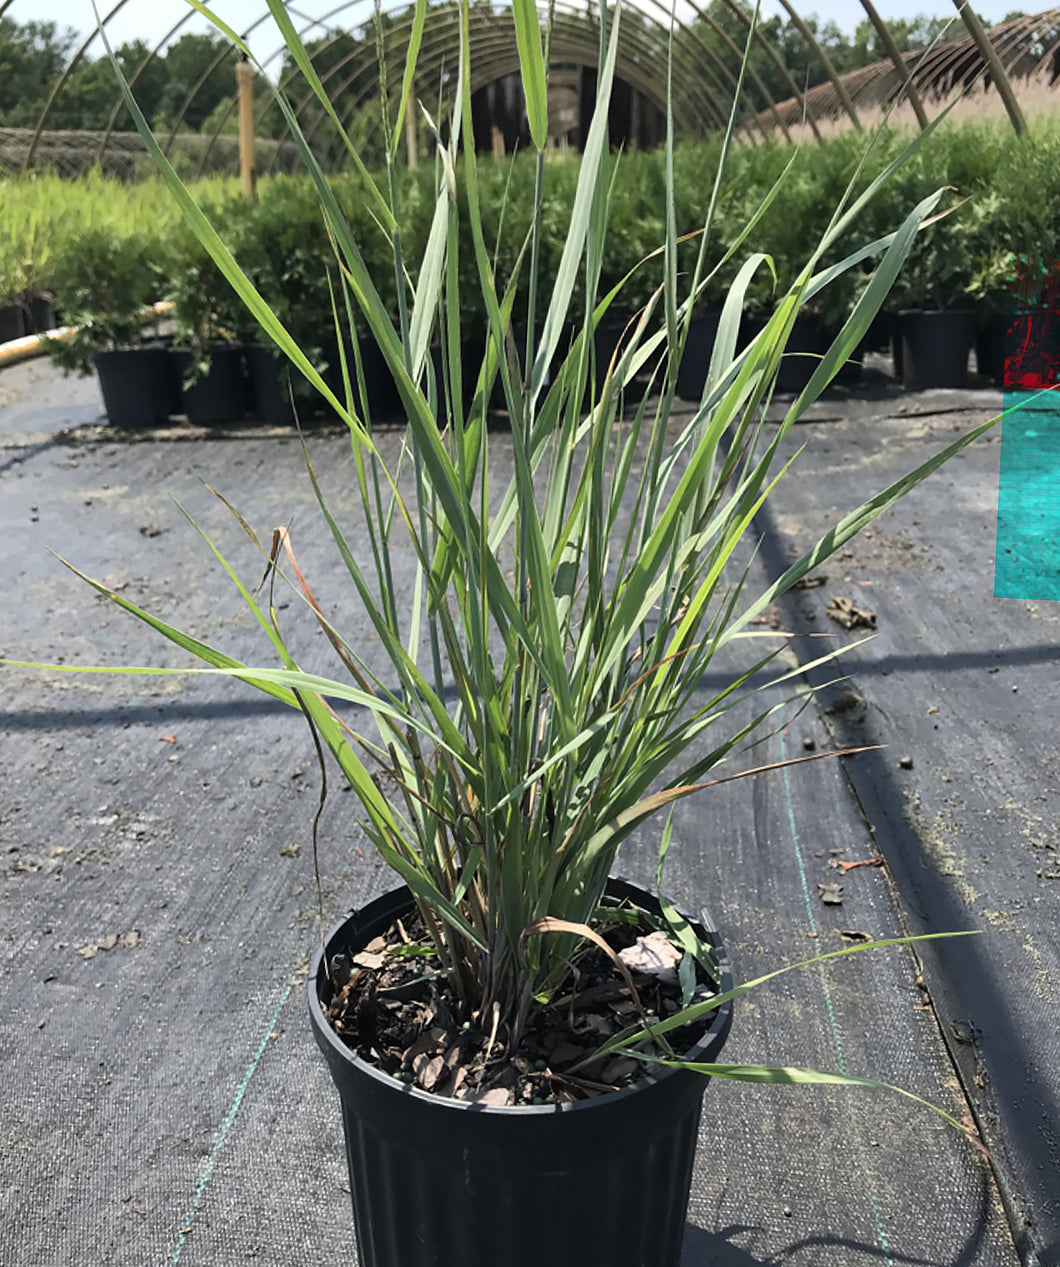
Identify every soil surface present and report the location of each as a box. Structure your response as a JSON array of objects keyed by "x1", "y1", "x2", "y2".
[{"x1": 324, "y1": 902, "x2": 719, "y2": 1106}]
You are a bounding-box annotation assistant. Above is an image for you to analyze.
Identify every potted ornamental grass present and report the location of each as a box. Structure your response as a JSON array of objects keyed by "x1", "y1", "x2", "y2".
[{"x1": 7, "y1": 2, "x2": 1001, "y2": 1264}]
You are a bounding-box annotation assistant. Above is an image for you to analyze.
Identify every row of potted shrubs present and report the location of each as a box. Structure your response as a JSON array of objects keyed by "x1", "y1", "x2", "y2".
[{"x1": 7, "y1": 117, "x2": 1058, "y2": 420}]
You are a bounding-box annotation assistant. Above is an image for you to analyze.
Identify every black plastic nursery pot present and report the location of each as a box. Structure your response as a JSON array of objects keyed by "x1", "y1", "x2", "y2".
[
  {"x1": 309, "y1": 878, "x2": 733, "y2": 1267},
  {"x1": 776, "y1": 315, "x2": 826, "y2": 394},
  {"x1": 26, "y1": 296, "x2": 56, "y2": 335},
  {"x1": 172, "y1": 344, "x2": 251, "y2": 426},
  {"x1": 832, "y1": 337, "x2": 865, "y2": 386},
  {"x1": 0, "y1": 303, "x2": 26, "y2": 344},
  {"x1": 246, "y1": 344, "x2": 300, "y2": 426},
  {"x1": 865, "y1": 308, "x2": 898, "y2": 353},
  {"x1": 487, "y1": 323, "x2": 553, "y2": 412},
  {"x1": 975, "y1": 311, "x2": 1009, "y2": 385},
  {"x1": 94, "y1": 346, "x2": 180, "y2": 429},
  {"x1": 322, "y1": 334, "x2": 402, "y2": 422},
  {"x1": 899, "y1": 309, "x2": 977, "y2": 389},
  {"x1": 675, "y1": 310, "x2": 722, "y2": 401}
]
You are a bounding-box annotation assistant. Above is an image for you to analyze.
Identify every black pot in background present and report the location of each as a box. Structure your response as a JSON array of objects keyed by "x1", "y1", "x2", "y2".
[
  {"x1": 975, "y1": 311, "x2": 1010, "y2": 385},
  {"x1": 94, "y1": 346, "x2": 180, "y2": 429},
  {"x1": 0, "y1": 304, "x2": 26, "y2": 344},
  {"x1": 247, "y1": 344, "x2": 298, "y2": 426},
  {"x1": 592, "y1": 311, "x2": 631, "y2": 391},
  {"x1": 832, "y1": 340, "x2": 865, "y2": 386},
  {"x1": 776, "y1": 315, "x2": 826, "y2": 394},
  {"x1": 26, "y1": 296, "x2": 56, "y2": 335},
  {"x1": 676, "y1": 310, "x2": 722, "y2": 401},
  {"x1": 309, "y1": 879, "x2": 734, "y2": 1267},
  {"x1": 820, "y1": 325, "x2": 866, "y2": 386},
  {"x1": 890, "y1": 330, "x2": 904, "y2": 382},
  {"x1": 899, "y1": 309, "x2": 977, "y2": 390},
  {"x1": 488, "y1": 323, "x2": 553, "y2": 411},
  {"x1": 865, "y1": 309, "x2": 898, "y2": 353},
  {"x1": 172, "y1": 344, "x2": 251, "y2": 426},
  {"x1": 322, "y1": 334, "x2": 401, "y2": 422}
]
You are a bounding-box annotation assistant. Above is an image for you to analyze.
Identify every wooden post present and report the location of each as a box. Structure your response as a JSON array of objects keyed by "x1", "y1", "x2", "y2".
[
  {"x1": 491, "y1": 125, "x2": 505, "y2": 161},
  {"x1": 236, "y1": 56, "x2": 256, "y2": 200},
  {"x1": 405, "y1": 85, "x2": 418, "y2": 171}
]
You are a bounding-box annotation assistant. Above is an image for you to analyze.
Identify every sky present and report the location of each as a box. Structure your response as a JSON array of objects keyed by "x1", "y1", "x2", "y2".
[{"x1": 28, "y1": 0, "x2": 1024, "y2": 71}]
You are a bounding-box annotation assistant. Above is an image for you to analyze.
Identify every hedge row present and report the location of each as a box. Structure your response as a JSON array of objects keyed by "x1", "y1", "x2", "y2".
[{"x1": 4, "y1": 117, "x2": 1056, "y2": 361}]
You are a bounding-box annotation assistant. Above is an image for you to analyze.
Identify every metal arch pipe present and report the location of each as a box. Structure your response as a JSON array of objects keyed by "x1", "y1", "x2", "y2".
[
  {"x1": 306, "y1": 28, "x2": 684, "y2": 172},
  {"x1": 22, "y1": 0, "x2": 139, "y2": 170},
  {"x1": 632, "y1": 0, "x2": 791, "y2": 142},
  {"x1": 1024, "y1": 13, "x2": 1060, "y2": 83},
  {"x1": 103, "y1": 0, "x2": 349, "y2": 171},
  {"x1": 525, "y1": 8, "x2": 744, "y2": 131},
  {"x1": 299, "y1": 6, "x2": 731, "y2": 170},
  {"x1": 305, "y1": 2, "x2": 739, "y2": 143},
  {"x1": 310, "y1": 6, "x2": 734, "y2": 167},
  {"x1": 857, "y1": 0, "x2": 929, "y2": 128},
  {"x1": 949, "y1": 3, "x2": 1025, "y2": 129},
  {"x1": 268, "y1": 0, "x2": 763, "y2": 170},
  {"x1": 194, "y1": 0, "x2": 368, "y2": 180},
  {"x1": 94, "y1": 10, "x2": 200, "y2": 166},
  {"x1": 573, "y1": 0, "x2": 777, "y2": 141},
  {"x1": 307, "y1": 14, "x2": 721, "y2": 169},
  {"x1": 18, "y1": 0, "x2": 770, "y2": 176},
  {"x1": 161, "y1": 0, "x2": 375, "y2": 160},
  {"x1": 160, "y1": 37, "x2": 238, "y2": 157},
  {"x1": 841, "y1": 60, "x2": 900, "y2": 117},
  {"x1": 714, "y1": 0, "x2": 822, "y2": 140},
  {"x1": 773, "y1": 0, "x2": 861, "y2": 129}
]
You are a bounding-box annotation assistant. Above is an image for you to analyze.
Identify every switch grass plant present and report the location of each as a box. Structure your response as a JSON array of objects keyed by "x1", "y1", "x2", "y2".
[{"x1": 9, "y1": 0, "x2": 1001, "y2": 1128}]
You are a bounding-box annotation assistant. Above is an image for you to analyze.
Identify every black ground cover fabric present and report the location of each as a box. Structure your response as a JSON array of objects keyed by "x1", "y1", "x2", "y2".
[{"x1": 0, "y1": 360, "x2": 1028, "y2": 1265}]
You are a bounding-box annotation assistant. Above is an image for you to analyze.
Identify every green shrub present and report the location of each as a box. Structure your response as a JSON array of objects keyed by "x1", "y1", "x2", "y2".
[{"x1": 44, "y1": 226, "x2": 169, "y2": 374}]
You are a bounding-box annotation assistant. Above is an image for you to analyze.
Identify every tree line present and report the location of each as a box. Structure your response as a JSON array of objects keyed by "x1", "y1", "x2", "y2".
[{"x1": 0, "y1": 4, "x2": 1029, "y2": 139}]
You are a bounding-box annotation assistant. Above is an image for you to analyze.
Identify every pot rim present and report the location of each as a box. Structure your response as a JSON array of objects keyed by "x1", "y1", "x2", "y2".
[{"x1": 307, "y1": 877, "x2": 734, "y2": 1118}]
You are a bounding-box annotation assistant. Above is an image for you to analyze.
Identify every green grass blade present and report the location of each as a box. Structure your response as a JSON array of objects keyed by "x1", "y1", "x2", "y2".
[
  {"x1": 391, "y1": 0, "x2": 428, "y2": 166},
  {"x1": 512, "y1": 0, "x2": 548, "y2": 150}
]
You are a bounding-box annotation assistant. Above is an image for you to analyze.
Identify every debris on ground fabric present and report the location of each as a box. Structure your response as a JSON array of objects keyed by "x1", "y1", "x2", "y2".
[
  {"x1": 77, "y1": 930, "x2": 140, "y2": 959},
  {"x1": 817, "y1": 883, "x2": 844, "y2": 906},
  {"x1": 898, "y1": 754, "x2": 914, "y2": 769},
  {"x1": 826, "y1": 595, "x2": 877, "y2": 629}
]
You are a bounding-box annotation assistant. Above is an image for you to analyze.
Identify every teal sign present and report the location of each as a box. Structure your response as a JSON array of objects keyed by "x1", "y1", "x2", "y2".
[{"x1": 995, "y1": 390, "x2": 1060, "y2": 599}]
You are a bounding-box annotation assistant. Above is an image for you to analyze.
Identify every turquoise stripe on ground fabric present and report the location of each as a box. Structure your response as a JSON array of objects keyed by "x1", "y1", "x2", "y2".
[
  {"x1": 779, "y1": 732, "x2": 895, "y2": 1267},
  {"x1": 995, "y1": 391, "x2": 1060, "y2": 600},
  {"x1": 170, "y1": 983, "x2": 294, "y2": 1265}
]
